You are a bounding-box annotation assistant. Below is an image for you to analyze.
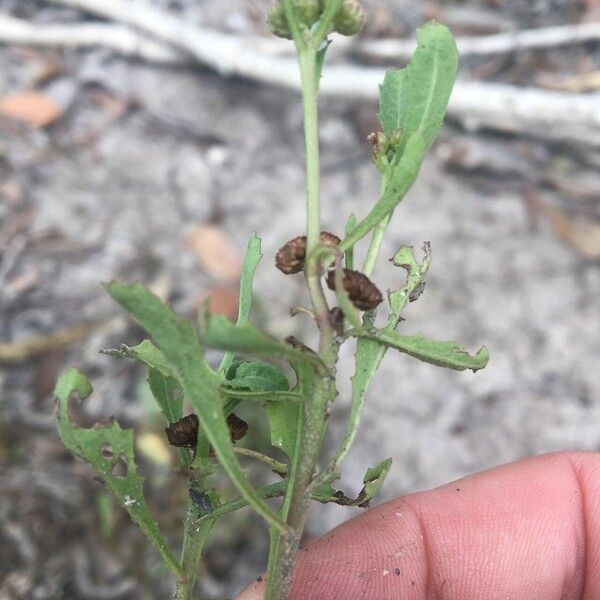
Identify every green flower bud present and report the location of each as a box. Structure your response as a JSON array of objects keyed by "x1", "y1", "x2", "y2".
[
  {"x1": 296, "y1": 0, "x2": 321, "y2": 27},
  {"x1": 267, "y1": 2, "x2": 292, "y2": 39},
  {"x1": 333, "y1": 0, "x2": 365, "y2": 36},
  {"x1": 267, "y1": 0, "x2": 322, "y2": 39}
]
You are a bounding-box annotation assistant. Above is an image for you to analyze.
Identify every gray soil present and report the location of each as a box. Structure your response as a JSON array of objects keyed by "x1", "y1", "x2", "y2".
[{"x1": 1, "y1": 0, "x2": 599, "y2": 598}]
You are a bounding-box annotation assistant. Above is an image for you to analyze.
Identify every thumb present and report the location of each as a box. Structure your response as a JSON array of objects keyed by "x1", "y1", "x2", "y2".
[{"x1": 236, "y1": 451, "x2": 600, "y2": 599}]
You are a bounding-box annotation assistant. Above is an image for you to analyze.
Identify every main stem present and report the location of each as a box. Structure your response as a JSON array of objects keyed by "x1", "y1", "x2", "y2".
[
  {"x1": 301, "y1": 50, "x2": 321, "y2": 257},
  {"x1": 264, "y1": 47, "x2": 338, "y2": 600}
]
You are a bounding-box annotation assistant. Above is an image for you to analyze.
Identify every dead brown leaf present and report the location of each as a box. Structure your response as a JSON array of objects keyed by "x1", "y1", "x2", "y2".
[
  {"x1": 0, "y1": 91, "x2": 62, "y2": 128},
  {"x1": 186, "y1": 225, "x2": 242, "y2": 281},
  {"x1": 542, "y1": 203, "x2": 600, "y2": 259}
]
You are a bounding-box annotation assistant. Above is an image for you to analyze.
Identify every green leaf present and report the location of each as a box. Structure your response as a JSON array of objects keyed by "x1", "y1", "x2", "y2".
[
  {"x1": 101, "y1": 340, "x2": 184, "y2": 423},
  {"x1": 199, "y1": 310, "x2": 324, "y2": 370},
  {"x1": 102, "y1": 340, "x2": 174, "y2": 379},
  {"x1": 378, "y1": 22, "x2": 458, "y2": 150},
  {"x1": 220, "y1": 233, "x2": 263, "y2": 373},
  {"x1": 105, "y1": 282, "x2": 288, "y2": 532},
  {"x1": 225, "y1": 361, "x2": 290, "y2": 393},
  {"x1": 378, "y1": 69, "x2": 409, "y2": 136},
  {"x1": 54, "y1": 368, "x2": 183, "y2": 577},
  {"x1": 340, "y1": 23, "x2": 458, "y2": 251},
  {"x1": 323, "y1": 311, "x2": 386, "y2": 475},
  {"x1": 147, "y1": 368, "x2": 182, "y2": 424},
  {"x1": 264, "y1": 400, "x2": 300, "y2": 460},
  {"x1": 314, "y1": 457, "x2": 393, "y2": 508},
  {"x1": 355, "y1": 330, "x2": 490, "y2": 372}
]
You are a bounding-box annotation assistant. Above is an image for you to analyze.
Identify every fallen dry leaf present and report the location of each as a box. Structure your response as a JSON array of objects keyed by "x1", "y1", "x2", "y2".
[
  {"x1": 196, "y1": 285, "x2": 240, "y2": 321},
  {"x1": 0, "y1": 91, "x2": 62, "y2": 128},
  {"x1": 186, "y1": 225, "x2": 242, "y2": 281},
  {"x1": 542, "y1": 203, "x2": 600, "y2": 259}
]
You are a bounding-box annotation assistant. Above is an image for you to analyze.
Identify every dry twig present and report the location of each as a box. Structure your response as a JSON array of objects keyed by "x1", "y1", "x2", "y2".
[{"x1": 2, "y1": 1, "x2": 599, "y2": 145}]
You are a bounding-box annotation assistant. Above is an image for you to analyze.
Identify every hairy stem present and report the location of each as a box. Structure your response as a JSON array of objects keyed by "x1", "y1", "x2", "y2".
[{"x1": 175, "y1": 502, "x2": 217, "y2": 600}]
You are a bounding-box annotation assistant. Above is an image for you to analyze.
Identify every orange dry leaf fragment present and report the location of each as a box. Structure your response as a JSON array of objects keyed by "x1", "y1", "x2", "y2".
[
  {"x1": 186, "y1": 225, "x2": 242, "y2": 281},
  {"x1": 0, "y1": 91, "x2": 62, "y2": 128}
]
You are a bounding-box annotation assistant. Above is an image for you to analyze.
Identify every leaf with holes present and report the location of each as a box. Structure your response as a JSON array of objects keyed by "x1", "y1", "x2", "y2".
[{"x1": 54, "y1": 368, "x2": 182, "y2": 576}]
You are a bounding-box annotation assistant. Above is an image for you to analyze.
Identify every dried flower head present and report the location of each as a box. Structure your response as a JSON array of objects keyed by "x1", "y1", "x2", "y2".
[
  {"x1": 275, "y1": 231, "x2": 341, "y2": 274},
  {"x1": 165, "y1": 413, "x2": 199, "y2": 448},
  {"x1": 276, "y1": 235, "x2": 307, "y2": 274},
  {"x1": 227, "y1": 413, "x2": 249, "y2": 442},
  {"x1": 326, "y1": 268, "x2": 383, "y2": 311}
]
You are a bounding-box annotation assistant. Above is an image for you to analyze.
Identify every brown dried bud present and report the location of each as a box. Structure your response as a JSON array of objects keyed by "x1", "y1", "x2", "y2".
[
  {"x1": 275, "y1": 235, "x2": 306, "y2": 274},
  {"x1": 275, "y1": 231, "x2": 340, "y2": 274},
  {"x1": 227, "y1": 413, "x2": 248, "y2": 443},
  {"x1": 319, "y1": 231, "x2": 342, "y2": 248},
  {"x1": 165, "y1": 414, "x2": 199, "y2": 448},
  {"x1": 326, "y1": 269, "x2": 383, "y2": 311}
]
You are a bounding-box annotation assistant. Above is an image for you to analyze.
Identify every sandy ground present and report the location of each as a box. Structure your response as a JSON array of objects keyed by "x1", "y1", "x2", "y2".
[{"x1": 1, "y1": 0, "x2": 599, "y2": 597}]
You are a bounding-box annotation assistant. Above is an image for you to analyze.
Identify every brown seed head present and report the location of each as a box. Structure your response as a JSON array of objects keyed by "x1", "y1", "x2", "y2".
[
  {"x1": 165, "y1": 413, "x2": 199, "y2": 448},
  {"x1": 227, "y1": 413, "x2": 248, "y2": 442},
  {"x1": 275, "y1": 231, "x2": 340, "y2": 274},
  {"x1": 326, "y1": 268, "x2": 383, "y2": 311},
  {"x1": 319, "y1": 231, "x2": 342, "y2": 247},
  {"x1": 275, "y1": 235, "x2": 306, "y2": 274}
]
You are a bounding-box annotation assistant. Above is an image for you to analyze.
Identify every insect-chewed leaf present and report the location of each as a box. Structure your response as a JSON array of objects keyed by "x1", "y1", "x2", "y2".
[
  {"x1": 54, "y1": 368, "x2": 182, "y2": 576},
  {"x1": 314, "y1": 457, "x2": 393, "y2": 508},
  {"x1": 105, "y1": 281, "x2": 287, "y2": 532},
  {"x1": 225, "y1": 361, "x2": 290, "y2": 393},
  {"x1": 355, "y1": 330, "x2": 489, "y2": 372},
  {"x1": 388, "y1": 242, "x2": 431, "y2": 322}
]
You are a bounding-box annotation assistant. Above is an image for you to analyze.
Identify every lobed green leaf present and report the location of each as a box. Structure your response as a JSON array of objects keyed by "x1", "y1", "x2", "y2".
[{"x1": 54, "y1": 368, "x2": 183, "y2": 576}]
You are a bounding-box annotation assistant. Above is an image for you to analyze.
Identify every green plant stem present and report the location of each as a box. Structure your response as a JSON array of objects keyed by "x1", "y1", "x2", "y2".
[
  {"x1": 265, "y1": 28, "x2": 341, "y2": 594},
  {"x1": 299, "y1": 49, "x2": 322, "y2": 256},
  {"x1": 362, "y1": 212, "x2": 392, "y2": 277},
  {"x1": 311, "y1": 0, "x2": 344, "y2": 46},
  {"x1": 175, "y1": 506, "x2": 217, "y2": 600},
  {"x1": 234, "y1": 446, "x2": 288, "y2": 476}
]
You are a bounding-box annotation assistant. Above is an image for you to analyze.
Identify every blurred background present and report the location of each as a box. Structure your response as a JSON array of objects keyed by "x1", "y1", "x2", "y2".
[{"x1": 1, "y1": 0, "x2": 599, "y2": 598}]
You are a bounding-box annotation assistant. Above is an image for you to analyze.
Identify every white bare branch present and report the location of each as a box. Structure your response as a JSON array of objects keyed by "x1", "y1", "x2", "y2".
[{"x1": 2, "y1": 0, "x2": 598, "y2": 145}]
